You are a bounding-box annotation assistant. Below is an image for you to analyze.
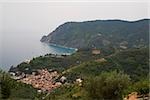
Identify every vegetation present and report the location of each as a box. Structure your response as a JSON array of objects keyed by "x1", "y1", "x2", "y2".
[
  {"x1": 37, "y1": 71, "x2": 149, "y2": 100},
  {"x1": 42, "y1": 47, "x2": 149, "y2": 99},
  {"x1": 0, "y1": 70, "x2": 37, "y2": 99},
  {"x1": 44, "y1": 84, "x2": 86, "y2": 100},
  {"x1": 125, "y1": 78, "x2": 150, "y2": 95},
  {"x1": 63, "y1": 47, "x2": 149, "y2": 82},
  {"x1": 10, "y1": 48, "x2": 115, "y2": 74},
  {"x1": 85, "y1": 71, "x2": 131, "y2": 100},
  {"x1": 41, "y1": 19, "x2": 149, "y2": 49},
  {"x1": 6, "y1": 47, "x2": 149, "y2": 99},
  {"x1": 133, "y1": 79, "x2": 149, "y2": 95}
]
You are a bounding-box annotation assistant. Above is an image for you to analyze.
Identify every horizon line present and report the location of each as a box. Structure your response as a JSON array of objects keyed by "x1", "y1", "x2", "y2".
[{"x1": 61, "y1": 18, "x2": 150, "y2": 23}]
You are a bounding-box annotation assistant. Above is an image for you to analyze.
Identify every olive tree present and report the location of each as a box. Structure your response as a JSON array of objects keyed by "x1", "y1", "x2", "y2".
[{"x1": 85, "y1": 71, "x2": 131, "y2": 100}]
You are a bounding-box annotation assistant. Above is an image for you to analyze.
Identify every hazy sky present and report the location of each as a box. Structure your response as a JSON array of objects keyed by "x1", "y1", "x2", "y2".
[
  {"x1": 0, "y1": 0, "x2": 149, "y2": 2},
  {"x1": 0, "y1": 1, "x2": 149, "y2": 37}
]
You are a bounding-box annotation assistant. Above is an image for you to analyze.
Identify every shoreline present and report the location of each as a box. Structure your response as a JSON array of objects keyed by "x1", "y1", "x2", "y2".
[
  {"x1": 7, "y1": 43, "x2": 77, "y2": 72},
  {"x1": 48, "y1": 43, "x2": 78, "y2": 51}
]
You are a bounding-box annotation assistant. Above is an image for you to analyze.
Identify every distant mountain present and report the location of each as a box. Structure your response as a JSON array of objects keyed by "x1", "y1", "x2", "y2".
[{"x1": 41, "y1": 19, "x2": 149, "y2": 49}]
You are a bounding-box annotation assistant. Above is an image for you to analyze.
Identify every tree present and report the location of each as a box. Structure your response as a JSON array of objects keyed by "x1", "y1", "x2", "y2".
[
  {"x1": 85, "y1": 71, "x2": 131, "y2": 100},
  {"x1": 133, "y1": 79, "x2": 149, "y2": 96},
  {"x1": 0, "y1": 73, "x2": 11, "y2": 99}
]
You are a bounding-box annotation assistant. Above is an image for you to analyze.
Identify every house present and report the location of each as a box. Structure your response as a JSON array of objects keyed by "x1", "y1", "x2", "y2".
[
  {"x1": 95, "y1": 58, "x2": 107, "y2": 63},
  {"x1": 92, "y1": 49, "x2": 100, "y2": 55},
  {"x1": 124, "y1": 92, "x2": 150, "y2": 100},
  {"x1": 76, "y1": 78, "x2": 83, "y2": 86},
  {"x1": 9, "y1": 72, "x2": 16, "y2": 76},
  {"x1": 24, "y1": 59, "x2": 30, "y2": 64},
  {"x1": 76, "y1": 78, "x2": 82, "y2": 83},
  {"x1": 120, "y1": 45, "x2": 127, "y2": 49},
  {"x1": 124, "y1": 92, "x2": 138, "y2": 100},
  {"x1": 60, "y1": 76, "x2": 67, "y2": 83}
]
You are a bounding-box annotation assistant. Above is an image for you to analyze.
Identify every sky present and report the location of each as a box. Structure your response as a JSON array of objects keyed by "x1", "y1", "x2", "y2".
[
  {"x1": 0, "y1": 0, "x2": 149, "y2": 37},
  {"x1": 0, "y1": 0, "x2": 149, "y2": 2}
]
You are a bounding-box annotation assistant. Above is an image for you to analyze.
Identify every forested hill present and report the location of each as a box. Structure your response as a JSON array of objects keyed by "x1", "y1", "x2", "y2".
[{"x1": 41, "y1": 19, "x2": 149, "y2": 49}]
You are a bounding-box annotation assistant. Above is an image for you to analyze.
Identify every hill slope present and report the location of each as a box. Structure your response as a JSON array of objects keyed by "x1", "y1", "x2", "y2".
[
  {"x1": 41, "y1": 19, "x2": 149, "y2": 49},
  {"x1": 63, "y1": 47, "x2": 149, "y2": 82},
  {"x1": 0, "y1": 71, "x2": 37, "y2": 99},
  {"x1": 41, "y1": 47, "x2": 149, "y2": 100},
  {"x1": 8, "y1": 47, "x2": 149, "y2": 99}
]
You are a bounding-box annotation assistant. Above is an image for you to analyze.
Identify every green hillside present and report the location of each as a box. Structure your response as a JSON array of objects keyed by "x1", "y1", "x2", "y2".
[
  {"x1": 6, "y1": 47, "x2": 149, "y2": 100},
  {"x1": 44, "y1": 47, "x2": 149, "y2": 100},
  {"x1": 9, "y1": 47, "x2": 149, "y2": 82},
  {"x1": 0, "y1": 70, "x2": 37, "y2": 99},
  {"x1": 41, "y1": 19, "x2": 149, "y2": 49},
  {"x1": 62, "y1": 47, "x2": 149, "y2": 82},
  {"x1": 9, "y1": 47, "x2": 115, "y2": 74}
]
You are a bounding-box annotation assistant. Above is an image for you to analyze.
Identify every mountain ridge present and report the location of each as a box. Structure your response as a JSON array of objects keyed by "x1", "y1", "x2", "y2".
[{"x1": 41, "y1": 19, "x2": 149, "y2": 49}]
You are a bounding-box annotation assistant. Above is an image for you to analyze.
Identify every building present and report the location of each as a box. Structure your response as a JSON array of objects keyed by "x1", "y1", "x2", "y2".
[{"x1": 92, "y1": 49, "x2": 100, "y2": 55}]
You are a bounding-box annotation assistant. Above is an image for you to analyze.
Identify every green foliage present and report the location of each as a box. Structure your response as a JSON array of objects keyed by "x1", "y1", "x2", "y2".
[
  {"x1": 109, "y1": 47, "x2": 149, "y2": 81},
  {"x1": 133, "y1": 79, "x2": 149, "y2": 95},
  {"x1": 0, "y1": 70, "x2": 37, "y2": 99},
  {"x1": 1, "y1": 73, "x2": 11, "y2": 99},
  {"x1": 10, "y1": 49, "x2": 106, "y2": 74},
  {"x1": 64, "y1": 47, "x2": 149, "y2": 82},
  {"x1": 45, "y1": 71, "x2": 131, "y2": 100},
  {"x1": 44, "y1": 84, "x2": 86, "y2": 100},
  {"x1": 41, "y1": 19, "x2": 149, "y2": 49},
  {"x1": 124, "y1": 78, "x2": 149, "y2": 97},
  {"x1": 7, "y1": 46, "x2": 149, "y2": 99},
  {"x1": 85, "y1": 71, "x2": 131, "y2": 100}
]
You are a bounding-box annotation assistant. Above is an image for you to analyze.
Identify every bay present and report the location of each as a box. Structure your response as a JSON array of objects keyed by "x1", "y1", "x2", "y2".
[{"x1": 0, "y1": 32, "x2": 76, "y2": 71}]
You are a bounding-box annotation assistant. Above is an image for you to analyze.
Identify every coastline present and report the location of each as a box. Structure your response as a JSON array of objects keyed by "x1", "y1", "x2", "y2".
[
  {"x1": 48, "y1": 43, "x2": 78, "y2": 51},
  {"x1": 5, "y1": 43, "x2": 78, "y2": 72}
]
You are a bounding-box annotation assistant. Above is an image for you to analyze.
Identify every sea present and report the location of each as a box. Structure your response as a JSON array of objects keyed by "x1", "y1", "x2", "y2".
[{"x1": 0, "y1": 32, "x2": 76, "y2": 71}]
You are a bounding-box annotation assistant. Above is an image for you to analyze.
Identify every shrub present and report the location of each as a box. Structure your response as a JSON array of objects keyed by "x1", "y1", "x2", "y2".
[{"x1": 85, "y1": 71, "x2": 131, "y2": 100}]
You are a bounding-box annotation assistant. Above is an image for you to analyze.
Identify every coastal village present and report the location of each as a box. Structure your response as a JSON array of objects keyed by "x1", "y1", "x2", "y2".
[
  {"x1": 10, "y1": 68, "x2": 83, "y2": 93},
  {"x1": 9, "y1": 69, "x2": 149, "y2": 100},
  {"x1": 8, "y1": 49, "x2": 101, "y2": 93},
  {"x1": 18, "y1": 69, "x2": 60, "y2": 92},
  {"x1": 10, "y1": 69, "x2": 62, "y2": 92},
  {"x1": 8, "y1": 49, "x2": 149, "y2": 100}
]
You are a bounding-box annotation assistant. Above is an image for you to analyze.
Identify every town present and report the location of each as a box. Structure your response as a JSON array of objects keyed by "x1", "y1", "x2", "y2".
[{"x1": 9, "y1": 69, "x2": 82, "y2": 93}]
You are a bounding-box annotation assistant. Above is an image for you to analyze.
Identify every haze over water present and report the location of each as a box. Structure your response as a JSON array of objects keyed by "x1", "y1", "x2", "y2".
[
  {"x1": 0, "y1": 1, "x2": 148, "y2": 71},
  {"x1": 1, "y1": 31, "x2": 76, "y2": 71}
]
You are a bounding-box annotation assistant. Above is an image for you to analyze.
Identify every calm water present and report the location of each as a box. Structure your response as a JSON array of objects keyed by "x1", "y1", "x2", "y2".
[{"x1": 0, "y1": 32, "x2": 76, "y2": 71}]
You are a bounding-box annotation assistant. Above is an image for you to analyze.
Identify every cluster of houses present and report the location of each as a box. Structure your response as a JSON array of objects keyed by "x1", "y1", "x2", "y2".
[
  {"x1": 17, "y1": 69, "x2": 61, "y2": 92},
  {"x1": 10, "y1": 69, "x2": 83, "y2": 93}
]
